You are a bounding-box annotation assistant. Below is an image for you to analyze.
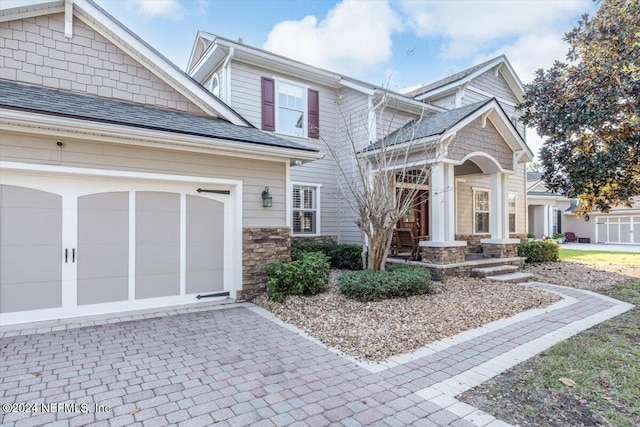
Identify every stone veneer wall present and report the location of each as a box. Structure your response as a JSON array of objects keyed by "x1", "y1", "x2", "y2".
[
  {"x1": 241, "y1": 227, "x2": 291, "y2": 301},
  {"x1": 421, "y1": 246, "x2": 466, "y2": 264},
  {"x1": 425, "y1": 258, "x2": 525, "y2": 281},
  {"x1": 291, "y1": 235, "x2": 338, "y2": 244},
  {"x1": 483, "y1": 243, "x2": 519, "y2": 258},
  {"x1": 455, "y1": 234, "x2": 490, "y2": 253}
]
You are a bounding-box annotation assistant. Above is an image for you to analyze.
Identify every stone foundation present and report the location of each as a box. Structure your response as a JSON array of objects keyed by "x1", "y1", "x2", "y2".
[
  {"x1": 291, "y1": 235, "x2": 338, "y2": 244},
  {"x1": 482, "y1": 243, "x2": 519, "y2": 258},
  {"x1": 421, "y1": 245, "x2": 466, "y2": 264},
  {"x1": 241, "y1": 227, "x2": 291, "y2": 301},
  {"x1": 455, "y1": 234, "x2": 490, "y2": 253},
  {"x1": 423, "y1": 257, "x2": 525, "y2": 281}
]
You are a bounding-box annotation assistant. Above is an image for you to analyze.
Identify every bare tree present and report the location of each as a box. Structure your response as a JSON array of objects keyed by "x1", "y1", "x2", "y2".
[{"x1": 321, "y1": 90, "x2": 445, "y2": 271}]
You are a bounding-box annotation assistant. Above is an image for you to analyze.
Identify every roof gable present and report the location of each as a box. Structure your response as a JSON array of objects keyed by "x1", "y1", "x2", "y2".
[
  {"x1": 408, "y1": 56, "x2": 525, "y2": 103},
  {"x1": 0, "y1": 0, "x2": 251, "y2": 126}
]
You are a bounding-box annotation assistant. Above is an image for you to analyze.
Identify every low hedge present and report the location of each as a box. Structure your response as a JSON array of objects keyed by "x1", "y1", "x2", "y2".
[
  {"x1": 291, "y1": 242, "x2": 363, "y2": 270},
  {"x1": 337, "y1": 264, "x2": 435, "y2": 302},
  {"x1": 517, "y1": 240, "x2": 559, "y2": 263},
  {"x1": 263, "y1": 251, "x2": 330, "y2": 302}
]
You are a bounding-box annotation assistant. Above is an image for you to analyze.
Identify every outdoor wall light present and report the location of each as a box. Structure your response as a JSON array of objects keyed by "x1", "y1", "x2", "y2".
[{"x1": 262, "y1": 186, "x2": 273, "y2": 208}]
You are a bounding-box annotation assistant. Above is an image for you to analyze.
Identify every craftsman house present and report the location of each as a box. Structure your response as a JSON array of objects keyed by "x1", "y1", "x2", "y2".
[{"x1": 187, "y1": 34, "x2": 533, "y2": 271}]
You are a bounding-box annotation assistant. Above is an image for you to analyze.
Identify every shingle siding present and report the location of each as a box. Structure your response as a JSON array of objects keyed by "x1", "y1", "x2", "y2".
[
  {"x1": 448, "y1": 118, "x2": 514, "y2": 171},
  {"x1": 0, "y1": 13, "x2": 202, "y2": 114}
]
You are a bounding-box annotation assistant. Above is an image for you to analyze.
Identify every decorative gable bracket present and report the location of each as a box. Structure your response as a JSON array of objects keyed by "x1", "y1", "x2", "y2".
[{"x1": 65, "y1": 0, "x2": 73, "y2": 38}]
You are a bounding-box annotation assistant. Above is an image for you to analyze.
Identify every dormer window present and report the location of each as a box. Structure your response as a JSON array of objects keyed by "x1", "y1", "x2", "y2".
[
  {"x1": 261, "y1": 77, "x2": 319, "y2": 139},
  {"x1": 210, "y1": 74, "x2": 220, "y2": 98}
]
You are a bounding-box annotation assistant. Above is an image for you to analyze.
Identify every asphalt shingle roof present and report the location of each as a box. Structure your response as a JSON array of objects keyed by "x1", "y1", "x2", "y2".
[
  {"x1": 527, "y1": 171, "x2": 543, "y2": 181},
  {"x1": 0, "y1": 80, "x2": 317, "y2": 153},
  {"x1": 405, "y1": 56, "x2": 504, "y2": 99},
  {"x1": 368, "y1": 99, "x2": 492, "y2": 151}
]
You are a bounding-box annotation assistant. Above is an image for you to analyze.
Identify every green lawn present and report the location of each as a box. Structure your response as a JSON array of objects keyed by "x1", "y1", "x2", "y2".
[
  {"x1": 522, "y1": 280, "x2": 640, "y2": 426},
  {"x1": 559, "y1": 249, "x2": 640, "y2": 265}
]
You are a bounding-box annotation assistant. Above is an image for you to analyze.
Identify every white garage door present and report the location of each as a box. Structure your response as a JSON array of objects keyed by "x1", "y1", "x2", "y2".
[
  {"x1": 595, "y1": 216, "x2": 640, "y2": 244},
  {"x1": 0, "y1": 169, "x2": 238, "y2": 325}
]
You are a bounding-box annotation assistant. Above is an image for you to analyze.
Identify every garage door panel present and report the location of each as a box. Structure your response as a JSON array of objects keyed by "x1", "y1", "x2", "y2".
[
  {"x1": 78, "y1": 192, "x2": 129, "y2": 306},
  {"x1": 78, "y1": 277, "x2": 128, "y2": 305},
  {"x1": 135, "y1": 273, "x2": 180, "y2": 299},
  {"x1": 1, "y1": 185, "x2": 62, "y2": 314},
  {"x1": 186, "y1": 195, "x2": 224, "y2": 295},
  {"x1": 136, "y1": 192, "x2": 180, "y2": 300},
  {"x1": 0, "y1": 282, "x2": 62, "y2": 313}
]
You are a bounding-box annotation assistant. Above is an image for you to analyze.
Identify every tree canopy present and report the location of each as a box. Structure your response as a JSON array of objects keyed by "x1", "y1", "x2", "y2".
[{"x1": 520, "y1": 0, "x2": 640, "y2": 213}]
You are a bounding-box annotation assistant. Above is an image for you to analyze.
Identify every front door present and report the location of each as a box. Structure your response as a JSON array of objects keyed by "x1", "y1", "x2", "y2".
[{"x1": 397, "y1": 189, "x2": 429, "y2": 238}]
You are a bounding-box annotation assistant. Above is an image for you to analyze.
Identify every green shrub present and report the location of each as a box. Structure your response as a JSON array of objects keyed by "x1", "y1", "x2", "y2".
[
  {"x1": 517, "y1": 240, "x2": 559, "y2": 263},
  {"x1": 292, "y1": 242, "x2": 363, "y2": 270},
  {"x1": 337, "y1": 264, "x2": 434, "y2": 302},
  {"x1": 552, "y1": 232, "x2": 565, "y2": 240},
  {"x1": 263, "y1": 252, "x2": 330, "y2": 302},
  {"x1": 527, "y1": 232, "x2": 536, "y2": 239}
]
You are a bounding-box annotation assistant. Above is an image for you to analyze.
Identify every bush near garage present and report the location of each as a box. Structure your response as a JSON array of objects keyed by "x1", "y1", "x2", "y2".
[
  {"x1": 263, "y1": 251, "x2": 330, "y2": 302},
  {"x1": 291, "y1": 242, "x2": 363, "y2": 270},
  {"x1": 337, "y1": 264, "x2": 435, "y2": 302},
  {"x1": 518, "y1": 240, "x2": 560, "y2": 263}
]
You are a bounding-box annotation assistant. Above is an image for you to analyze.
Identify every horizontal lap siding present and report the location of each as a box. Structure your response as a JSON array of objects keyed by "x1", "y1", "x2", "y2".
[
  {"x1": 0, "y1": 132, "x2": 287, "y2": 227},
  {"x1": 229, "y1": 61, "x2": 339, "y2": 236},
  {"x1": 0, "y1": 14, "x2": 202, "y2": 114}
]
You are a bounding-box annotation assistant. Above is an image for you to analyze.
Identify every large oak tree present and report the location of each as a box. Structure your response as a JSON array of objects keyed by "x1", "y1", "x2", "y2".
[{"x1": 520, "y1": 0, "x2": 639, "y2": 213}]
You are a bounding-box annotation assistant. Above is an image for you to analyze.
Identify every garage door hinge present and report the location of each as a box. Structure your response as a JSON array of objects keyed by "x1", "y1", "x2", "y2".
[{"x1": 196, "y1": 188, "x2": 230, "y2": 195}]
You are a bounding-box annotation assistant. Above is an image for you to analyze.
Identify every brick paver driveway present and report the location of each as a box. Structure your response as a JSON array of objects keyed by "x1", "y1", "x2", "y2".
[{"x1": 0, "y1": 283, "x2": 633, "y2": 427}]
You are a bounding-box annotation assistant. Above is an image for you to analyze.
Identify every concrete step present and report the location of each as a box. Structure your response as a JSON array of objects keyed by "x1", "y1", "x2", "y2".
[
  {"x1": 485, "y1": 272, "x2": 534, "y2": 283},
  {"x1": 471, "y1": 265, "x2": 519, "y2": 278}
]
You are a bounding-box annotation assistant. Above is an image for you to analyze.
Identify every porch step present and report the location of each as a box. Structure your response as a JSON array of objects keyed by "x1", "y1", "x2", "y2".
[
  {"x1": 471, "y1": 265, "x2": 519, "y2": 278},
  {"x1": 485, "y1": 272, "x2": 534, "y2": 283}
]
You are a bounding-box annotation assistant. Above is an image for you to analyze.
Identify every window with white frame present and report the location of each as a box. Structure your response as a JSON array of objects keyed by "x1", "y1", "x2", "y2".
[
  {"x1": 474, "y1": 189, "x2": 490, "y2": 234},
  {"x1": 292, "y1": 184, "x2": 319, "y2": 234},
  {"x1": 210, "y1": 74, "x2": 220, "y2": 98},
  {"x1": 509, "y1": 193, "x2": 517, "y2": 233},
  {"x1": 277, "y1": 81, "x2": 305, "y2": 137}
]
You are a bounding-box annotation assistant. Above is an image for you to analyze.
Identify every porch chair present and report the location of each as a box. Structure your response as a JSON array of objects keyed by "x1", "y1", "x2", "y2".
[
  {"x1": 565, "y1": 232, "x2": 578, "y2": 242},
  {"x1": 393, "y1": 228, "x2": 419, "y2": 261}
]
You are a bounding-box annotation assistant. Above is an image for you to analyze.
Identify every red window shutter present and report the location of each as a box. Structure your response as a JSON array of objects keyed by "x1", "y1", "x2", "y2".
[
  {"x1": 261, "y1": 77, "x2": 275, "y2": 132},
  {"x1": 308, "y1": 89, "x2": 319, "y2": 139}
]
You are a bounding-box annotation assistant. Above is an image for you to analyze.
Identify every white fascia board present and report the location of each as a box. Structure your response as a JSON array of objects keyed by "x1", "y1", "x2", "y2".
[
  {"x1": 189, "y1": 44, "x2": 226, "y2": 82},
  {"x1": 0, "y1": 109, "x2": 323, "y2": 163},
  {"x1": 0, "y1": 1, "x2": 64, "y2": 23},
  {"x1": 415, "y1": 57, "x2": 524, "y2": 104},
  {"x1": 363, "y1": 134, "x2": 440, "y2": 158},
  {"x1": 72, "y1": 0, "x2": 250, "y2": 127},
  {"x1": 340, "y1": 78, "x2": 375, "y2": 96},
  {"x1": 375, "y1": 91, "x2": 445, "y2": 114}
]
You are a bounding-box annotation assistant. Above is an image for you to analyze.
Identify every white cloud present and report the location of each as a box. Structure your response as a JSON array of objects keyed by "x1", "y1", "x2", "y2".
[
  {"x1": 264, "y1": 0, "x2": 401, "y2": 74},
  {"x1": 399, "y1": 0, "x2": 589, "y2": 59},
  {"x1": 129, "y1": 0, "x2": 184, "y2": 20}
]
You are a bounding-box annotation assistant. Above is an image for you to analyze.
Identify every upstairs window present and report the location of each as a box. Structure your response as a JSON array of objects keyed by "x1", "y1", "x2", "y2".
[
  {"x1": 261, "y1": 77, "x2": 319, "y2": 139},
  {"x1": 210, "y1": 74, "x2": 220, "y2": 98},
  {"x1": 278, "y1": 82, "x2": 305, "y2": 137}
]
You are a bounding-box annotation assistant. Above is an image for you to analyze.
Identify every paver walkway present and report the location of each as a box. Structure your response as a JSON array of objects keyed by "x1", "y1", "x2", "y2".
[{"x1": 0, "y1": 283, "x2": 634, "y2": 427}]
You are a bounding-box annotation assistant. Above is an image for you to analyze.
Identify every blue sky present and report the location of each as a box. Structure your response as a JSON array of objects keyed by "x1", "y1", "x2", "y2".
[{"x1": 2, "y1": 0, "x2": 599, "y2": 156}]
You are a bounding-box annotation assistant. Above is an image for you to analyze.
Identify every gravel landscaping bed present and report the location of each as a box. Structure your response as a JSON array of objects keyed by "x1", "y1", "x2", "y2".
[
  {"x1": 254, "y1": 272, "x2": 560, "y2": 361},
  {"x1": 525, "y1": 261, "x2": 640, "y2": 292}
]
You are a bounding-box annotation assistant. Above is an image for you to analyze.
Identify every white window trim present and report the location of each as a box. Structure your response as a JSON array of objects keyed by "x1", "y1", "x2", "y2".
[
  {"x1": 274, "y1": 77, "x2": 309, "y2": 139},
  {"x1": 473, "y1": 187, "x2": 491, "y2": 235},
  {"x1": 509, "y1": 192, "x2": 517, "y2": 234},
  {"x1": 291, "y1": 182, "x2": 321, "y2": 236}
]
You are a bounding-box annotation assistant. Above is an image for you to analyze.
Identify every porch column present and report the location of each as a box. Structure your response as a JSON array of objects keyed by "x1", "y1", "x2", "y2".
[
  {"x1": 421, "y1": 161, "x2": 466, "y2": 265},
  {"x1": 490, "y1": 172, "x2": 509, "y2": 239},
  {"x1": 543, "y1": 204, "x2": 550, "y2": 237},
  {"x1": 430, "y1": 162, "x2": 445, "y2": 242}
]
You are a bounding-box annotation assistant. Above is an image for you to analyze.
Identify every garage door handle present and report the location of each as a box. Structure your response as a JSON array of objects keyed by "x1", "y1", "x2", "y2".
[
  {"x1": 65, "y1": 248, "x2": 68, "y2": 263},
  {"x1": 72, "y1": 248, "x2": 76, "y2": 263}
]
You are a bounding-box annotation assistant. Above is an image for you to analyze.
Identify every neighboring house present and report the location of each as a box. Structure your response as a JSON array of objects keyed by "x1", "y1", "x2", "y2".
[
  {"x1": 187, "y1": 33, "x2": 533, "y2": 267},
  {"x1": 0, "y1": 0, "x2": 322, "y2": 326},
  {"x1": 527, "y1": 172, "x2": 640, "y2": 245}
]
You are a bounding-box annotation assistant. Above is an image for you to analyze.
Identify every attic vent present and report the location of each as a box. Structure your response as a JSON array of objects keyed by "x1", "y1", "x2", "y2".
[{"x1": 396, "y1": 169, "x2": 429, "y2": 185}]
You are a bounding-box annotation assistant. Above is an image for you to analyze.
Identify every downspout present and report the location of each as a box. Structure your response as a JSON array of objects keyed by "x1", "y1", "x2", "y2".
[{"x1": 222, "y1": 47, "x2": 234, "y2": 105}]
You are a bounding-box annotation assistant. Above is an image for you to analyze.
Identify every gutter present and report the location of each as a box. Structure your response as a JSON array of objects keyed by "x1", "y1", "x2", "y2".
[{"x1": 222, "y1": 47, "x2": 234, "y2": 105}]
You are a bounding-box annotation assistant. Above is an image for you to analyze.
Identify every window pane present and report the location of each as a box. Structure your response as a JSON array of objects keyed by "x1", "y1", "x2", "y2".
[
  {"x1": 509, "y1": 213, "x2": 516, "y2": 233},
  {"x1": 292, "y1": 187, "x2": 301, "y2": 209},
  {"x1": 508, "y1": 194, "x2": 516, "y2": 212},
  {"x1": 475, "y1": 191, "x2": 489, "y2": 211},
  {"x1": 293, "y1": 211, "x2": 316, "y2": 234},
  {"x1": 303, "y1": 188, "x2": 314, "y2": 209},
  {"x1": 475, "y1": 212, "x2": 489, "y2": 233},
  {"x1": 278, "y1": 107, "x2": 304, "y2": 136}
]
